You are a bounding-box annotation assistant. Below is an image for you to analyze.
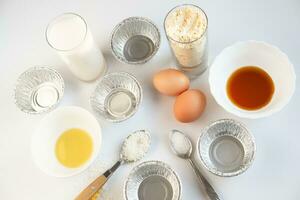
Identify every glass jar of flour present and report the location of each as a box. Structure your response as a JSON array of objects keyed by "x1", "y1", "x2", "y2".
[{"x1": 164, "y1": 4, "x2": 208, "y2": 79}]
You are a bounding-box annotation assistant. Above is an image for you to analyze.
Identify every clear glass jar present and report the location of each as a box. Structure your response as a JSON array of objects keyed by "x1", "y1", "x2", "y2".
[{"x1": 164, "y1": 4, "x2": 208, "y2": 79}]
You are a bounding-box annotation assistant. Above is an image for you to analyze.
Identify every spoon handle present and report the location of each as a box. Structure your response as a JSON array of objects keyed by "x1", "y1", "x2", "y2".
[
  {"x1": 75, "y1": 160, "x2": 122, "y2": 200},
  {"x1": 188, "y1": 159, "x2": 221, "y2": 200}
]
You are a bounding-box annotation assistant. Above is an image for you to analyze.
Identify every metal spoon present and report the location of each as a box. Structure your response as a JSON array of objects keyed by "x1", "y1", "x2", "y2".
[
  {"x1": 169, "y1": 129, "x2": 221, "y2": 200},
  {"x1": 75, "y1": 130, "x2": 150, "y2": 200}
]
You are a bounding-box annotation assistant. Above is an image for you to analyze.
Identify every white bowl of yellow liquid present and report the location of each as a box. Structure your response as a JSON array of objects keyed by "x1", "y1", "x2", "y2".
[{"x1": 31, "y1": 106, "x2": 101, "y2": 177}]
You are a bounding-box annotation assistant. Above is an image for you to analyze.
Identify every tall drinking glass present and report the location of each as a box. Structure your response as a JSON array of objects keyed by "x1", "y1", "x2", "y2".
[
  {"x1": 46, "y1": 13, "x2": 107, "y2": 81},
  {"x1": 164, "y1": 4, "x2": 208, "y2": 79}
]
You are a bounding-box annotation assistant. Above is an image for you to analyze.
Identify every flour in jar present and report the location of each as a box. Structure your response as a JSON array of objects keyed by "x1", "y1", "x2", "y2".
[{"x1": 164, "y1": 4, "x2": 208, "y2": 77}]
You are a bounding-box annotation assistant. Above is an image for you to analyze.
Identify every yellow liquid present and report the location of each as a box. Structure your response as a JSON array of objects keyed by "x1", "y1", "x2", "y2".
[{"x1": 55, "y1": 128, "x2": 93, "y2": 168}]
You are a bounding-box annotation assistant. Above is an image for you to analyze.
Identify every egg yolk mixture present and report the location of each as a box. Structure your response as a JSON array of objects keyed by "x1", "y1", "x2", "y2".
[{"x1": 55, "y1": 128, "x2": 93, "y2": 168}]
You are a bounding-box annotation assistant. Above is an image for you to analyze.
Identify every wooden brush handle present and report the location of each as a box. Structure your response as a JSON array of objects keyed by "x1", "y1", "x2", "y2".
[
  {"x1": 75, "y1": 175, "x2": 107, "y2": 200},
  {"x1": 75, "y1": 160, "x2": 122, "y2": 200}
]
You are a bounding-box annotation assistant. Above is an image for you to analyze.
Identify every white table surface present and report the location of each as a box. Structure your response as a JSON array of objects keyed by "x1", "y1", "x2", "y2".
[{"x1": 1, "y1": 0, "x2": 300, "y2": 199}]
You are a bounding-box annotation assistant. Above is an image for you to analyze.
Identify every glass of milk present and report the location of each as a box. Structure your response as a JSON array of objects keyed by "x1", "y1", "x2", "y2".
[{"x1": 46, "y1": 13, "x2": 107, "y2": 81}]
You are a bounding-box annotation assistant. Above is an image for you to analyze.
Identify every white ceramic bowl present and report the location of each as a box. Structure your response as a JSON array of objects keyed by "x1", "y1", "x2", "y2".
[
  {"x1": 209, "y1": 41, "x2": 296, "y2": 119},
  {"x1": 31, "y1": 106, "x2": 102, "y2": 177}
]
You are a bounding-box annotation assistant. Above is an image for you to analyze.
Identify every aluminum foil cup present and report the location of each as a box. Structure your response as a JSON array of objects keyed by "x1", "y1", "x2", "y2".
[
  {"x1": 111, "y1": 17, "x2": 160, "y2": 64},
  {"x1": 124, "y1": 160, "x2": 181, "y2": 200},
  {"x1": 90, "y1": 72, "x2": 142, "y2": 122},
  {"x1": 14, "y1": 67, "x2": 64, "y2": 114},
  {"x1": 197, "y1": 119, "x2": 255, "y2": 177}
]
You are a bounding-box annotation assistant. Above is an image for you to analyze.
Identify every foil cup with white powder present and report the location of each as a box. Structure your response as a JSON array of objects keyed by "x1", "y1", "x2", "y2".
[
  {"x1": 14, "y1": 67, "x2": 64, "y2": 114},
  {"x1": 164, "y1": 4, "x2": 208, "y2": 79}
]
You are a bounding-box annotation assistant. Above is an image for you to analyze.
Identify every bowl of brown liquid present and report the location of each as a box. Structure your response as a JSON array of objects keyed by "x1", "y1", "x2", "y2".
[{"x1": 209, "y1": 41, "x2": 296, "y2": 118}]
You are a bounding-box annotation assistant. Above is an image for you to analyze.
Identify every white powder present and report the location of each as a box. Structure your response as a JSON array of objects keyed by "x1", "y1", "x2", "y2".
[
  {"x1": 32, "y1": 83, "x2": 60, "y2": 111},
  {"x1": 121, "y1": 131, "x2": 150, "y2": 162},
  {"x1": 165, "y1": 5, "x2": 207, "y2": 43},
  {"x1": 170, "y1": 130, "x2": 191, "y2": 155},
  {"x1": 108, "y1": 91, "x2": 132, "y2": 117},
  {"x1": 35, "y1": 84, "x2": 59, "y2": 108}
]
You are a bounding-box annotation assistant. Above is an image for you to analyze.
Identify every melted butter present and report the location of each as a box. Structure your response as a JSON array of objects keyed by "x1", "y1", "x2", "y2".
[{"x1": 55, "y1": 128, "x2": 93, "y2": 168}]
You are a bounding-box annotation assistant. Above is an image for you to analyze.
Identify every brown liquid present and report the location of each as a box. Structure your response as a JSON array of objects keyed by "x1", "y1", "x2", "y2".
[{"x1": 226, "y1": 66, "x2": 275, "y2": 110}]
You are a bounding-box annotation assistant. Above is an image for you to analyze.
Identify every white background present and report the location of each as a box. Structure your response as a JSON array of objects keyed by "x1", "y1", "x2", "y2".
[{"x1": 1, "y1": 0, "x2": 300, "y2": 199}]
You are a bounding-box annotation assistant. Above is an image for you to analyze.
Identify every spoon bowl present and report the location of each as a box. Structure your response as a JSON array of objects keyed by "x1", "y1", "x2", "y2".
[
  {"x1": 75, "y1": 130, "x2": 150, "y2": 200},
  {"x1": 169, "y1": 129, "x2": 221, "y2": 200},
  {"x1": 169, "y1": 129, "x2": 193, "y2": 159},
  {"x1": 120, "y1": 130, "x2": 151, "y2": 163}
]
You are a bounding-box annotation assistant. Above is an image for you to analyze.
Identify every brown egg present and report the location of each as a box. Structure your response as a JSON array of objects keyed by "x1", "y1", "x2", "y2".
[
  {"x1": 153, "y1": 68, "x2": 190, "y2": 96},
  {"x1": 174, "y1": 89, "x2": 206, "y2": 123}
]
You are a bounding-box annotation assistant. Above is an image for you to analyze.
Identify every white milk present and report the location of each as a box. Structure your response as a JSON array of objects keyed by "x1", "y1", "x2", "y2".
[{"x1": 46, "y1": 13, "x2": 106, "y2": 81}]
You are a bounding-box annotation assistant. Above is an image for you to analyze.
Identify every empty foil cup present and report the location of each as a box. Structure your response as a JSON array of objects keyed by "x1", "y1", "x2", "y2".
[
  {"x1": 111, "y1": 17, "x2": 160, "y2": 64},
  {"x1": 90, "y1": 72, "x2": 142, "y2": 122},
  {"x1": 14, "y1": 67, "x2": 64, "y2": 114},
  {"x1": 197, "y1": 119, "x2": 255, "y2": 177},
  {"x1": 124, "y1": 160, "x2": 181, "y2": 200}
]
